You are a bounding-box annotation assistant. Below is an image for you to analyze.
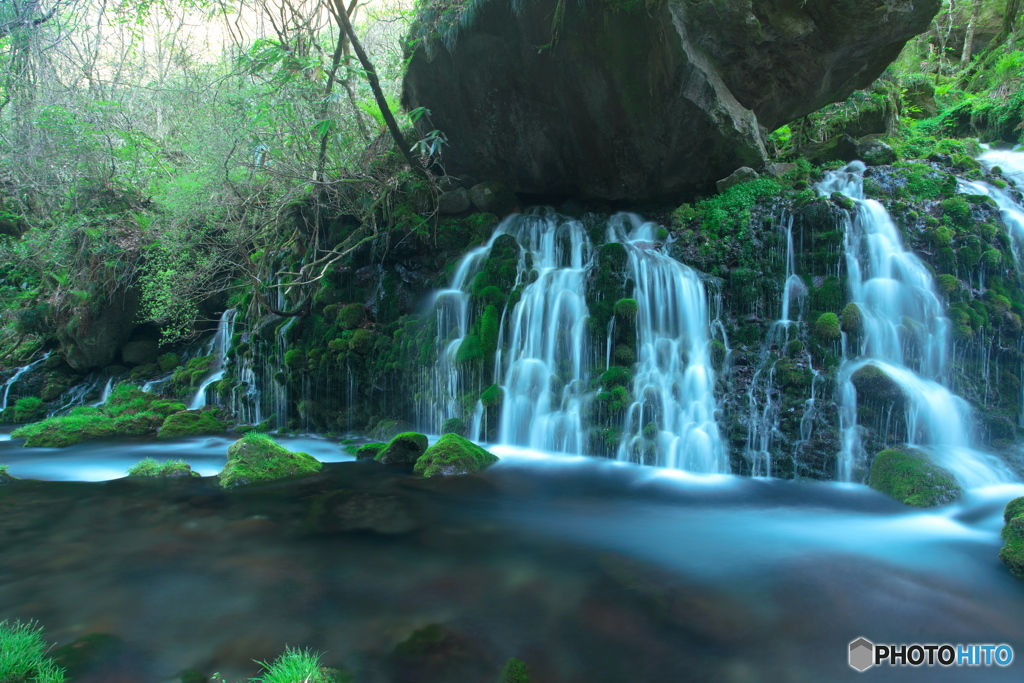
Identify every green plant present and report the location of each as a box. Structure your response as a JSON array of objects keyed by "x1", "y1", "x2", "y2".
[
  {"x1": 0, "y1": 620, "x2": 66, "y2": 683},
  {"x1": 250, "y1": 646, "x2": 348, "y2": 683}
]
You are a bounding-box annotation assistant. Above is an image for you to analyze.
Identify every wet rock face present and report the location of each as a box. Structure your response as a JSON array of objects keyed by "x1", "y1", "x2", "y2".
[{"x1": 403, "y1": 0, "x2": 938, "y2": 201}]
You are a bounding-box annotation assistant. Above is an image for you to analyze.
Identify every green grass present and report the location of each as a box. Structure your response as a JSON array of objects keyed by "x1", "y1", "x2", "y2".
[
  {"x1": 126, "y1": 458, "x2": 198, "y2": 478},
  {"x1": 0, "y1": 619, "x2": 66, "y2": 683},
  {"x1": 251, "y1": 646, "x2": 347, "y2": 683}
]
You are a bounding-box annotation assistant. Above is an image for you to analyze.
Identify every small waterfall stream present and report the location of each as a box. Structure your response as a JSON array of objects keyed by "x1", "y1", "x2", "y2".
[
  {"x1": 822, "y1": 162, "x2": 1011, "y2": 486},
  {"x1": 609, "y1": 214, "x2": 726, "y2": 473},
  {"x1": 1, "y1": 352, "x2": 51, "y2": 412},
  {"x1": 188, "y1": 309, "x2": 235, "y2": 410},
  {"x1": 496, "y1": 211, "x2": 594, "y2": 453}
]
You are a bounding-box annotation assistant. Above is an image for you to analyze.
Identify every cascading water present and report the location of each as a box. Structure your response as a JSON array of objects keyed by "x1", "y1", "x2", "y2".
[
  {"x1": 609, "y1": 214, "x2": 727, "y2": 473},
  {"x1": 188, "y1": 309, "x2": 235, "y2": 410},
  {"x1": 496, "y1": 211, "x2": 594, "y2": 453},
  {"x1": 743, "y1": 212, "x2": 810, "y2": 476},
  {"x1": 822, "y1": 162, "x2": 1011, "y2": 486},
  {"x1": 1, "y1": 351, "x2": 51, "y2": 412}
]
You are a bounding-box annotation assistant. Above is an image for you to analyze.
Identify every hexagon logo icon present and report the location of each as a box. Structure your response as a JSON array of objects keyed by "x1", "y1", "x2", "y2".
[{"x1": 849, "y1": 637, "x2": 875, "y2": 672}]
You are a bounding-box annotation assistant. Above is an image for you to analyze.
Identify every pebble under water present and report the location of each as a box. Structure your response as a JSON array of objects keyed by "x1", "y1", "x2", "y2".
[{"x1": 0, "y1": 434, "x2": 1023, "y2": 681}]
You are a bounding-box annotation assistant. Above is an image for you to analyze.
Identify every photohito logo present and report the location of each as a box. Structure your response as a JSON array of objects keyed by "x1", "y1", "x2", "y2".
[{"x1": 848, "y1": 638, "x2": 1013, "y2": 672}]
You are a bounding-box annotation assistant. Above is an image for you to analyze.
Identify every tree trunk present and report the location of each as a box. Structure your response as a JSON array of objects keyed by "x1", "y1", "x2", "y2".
[
  {"x1": 960, "y1": 0, "x2": 982, "y2": 68},
  {"x1": 330, "y1": 0, "x2": 427, "y2": 178}
]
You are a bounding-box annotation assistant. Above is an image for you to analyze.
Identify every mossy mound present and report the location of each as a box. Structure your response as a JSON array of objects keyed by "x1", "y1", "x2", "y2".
[
  {"x1": 157, "y1": 410, "x2": 226, "y2": 439},
  {"x1": 12, "y1": 411, "x2": 166, "y2": 448},
  {"x1": 376, "y1": 432, "x2": 429, "y2": 465},
  {"x1": 219, "y1": 432, "x2": 322, "y2": 488},
  {"x1": 850, "y1": 363, "x2": 906, "y2": 406},
  {"x1": 0, "y1": 396, "x2": 45, "y2": 423},
  {"x1": 1000, "y1": 497, "x2": 1024, "y2": 579},
  {"x1": 355, "y1": 442, "x2": 386, "y2": 460},
  {"x1": 413, "y1": 433, "x2": 498, "y2": 477},
  {"x1": 126, "y1": 458, "x2": 200, "y2": 478},
  {"x1": 441, "y1": 417, "x2": 466, "y2": 435},
  {"x1": 498, "y1": 657, "x2": 530, "y2": 683},
  {"x1": 868, "y1": 447, "x2": 962, "y2": 507},
  {"x1": 813, "y1": 312, "x2": 841, "y2": 341}
]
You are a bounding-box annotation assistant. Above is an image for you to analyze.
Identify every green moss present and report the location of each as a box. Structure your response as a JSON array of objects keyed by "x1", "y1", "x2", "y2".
[
  {"x1": 481, "y1": 383, "x2": 502, "y2": 407},
  {"x1": 1000, "y1": 516, "x2": 1024, "y2": 579},
  {"x1": 497, "y1": 657, "x2": 530, "y2": 683},
  {"x1": 355, "y1": 442, "x2": 385, "y2": 460},
  {"x1": 456, "y1": 334, "x2": 483, "y2": 364},
  {"x1": 441, "y1": 417, "x2": 466, "y2": 435},
  {"x1": 0, "y1": 396, "x2": 45, "y2": 423},
  {"x1": 219, "y1": 432, "x2": 322, "y2": 488},
  {"x1": 337, "y1": 303, "x2": 366, "y2": 330},
  {"x1": 157, "y1": 411, "x2": 226, "y2": 439},
  {"x1": 813, "y1": 313, "x2": 841, "y2": 341},
  {"x1": 12, "y1": 411, "x2": 165, "y2": 447},
  {"x1": 283, "y1": 349, "x2": 305, "y2": 371},
  {"x1": 935, "y1": 274, "x2": 960, "y2": 297},
  {"x1": 839, "y1": 303, "x2": 862, "y2": 336},
  {"x1": 830, "y1": 192, "x2": 855, "y2": 211},
  {"x1": 940, "y1": 196, "x2": 972, "y2": 228},
  {"x1": 349, "y1": 329, "x2": 376, "y2": 355},
  {"x1": 480, "y1": 305, "x2": 500, "y2": 356},
  {"x1": 600, "y1": 366, "x2": 632, "y2": 388},
  {"x1": 868, "y1": 447, "x2": 962, "y2": 507},
  {"x1": 376, "y1": 432, "x2": 429, "y2": 465},
  {"x1": 613, "y1": 298, "x2": 638, "y2": 322},
  {"x1": 709, "y1": 339, "x2": 726, "y2": 370},
  {"x1": 413, "y1": 433, "x2": 498, "y2": 477},
  {"x1": 171, "y1": 355, "x2": 214, "y2": 389},
  {"x1": 810, "y1": 276, "x2": 843, "y2": 313},
  {"x1": 614, "y1": 343, "x2": 637, "y2": 366},
  {"x1": 127, "y1": 457, "x2": 200, "y2": 477},
  {"x1": 0, "y1": 619, "x2": 66, "y2": 683},
  {"x1": 157, "y1": 352, "x2": 181, "y2": 372}
]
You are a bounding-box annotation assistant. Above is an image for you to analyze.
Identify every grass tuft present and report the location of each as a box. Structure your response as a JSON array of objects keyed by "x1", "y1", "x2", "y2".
[{"x1": 0, "y1": 619, "x2": 66, "y2": 683}]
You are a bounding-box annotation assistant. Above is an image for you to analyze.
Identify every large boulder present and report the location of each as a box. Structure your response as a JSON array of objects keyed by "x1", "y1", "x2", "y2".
[
  {"x1": 403, "y1": 0, "x2": 938, "y2": 201},
  {"x1": 868, "y1": 446, "x2": 962, "y2": 507},
  {"x1": 57, "y1": 287, "x2": 141, "y2": 371}
]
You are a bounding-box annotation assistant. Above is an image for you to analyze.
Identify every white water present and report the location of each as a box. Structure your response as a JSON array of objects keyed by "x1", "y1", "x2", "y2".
[
  {"x1": 821, "y1": 162, "x2": 1011, "y2": 485},
  {"x1": 496, "y1": 211, "x2": 594, "y2": 453},
  {"x1": 744, "y1": 213, "x2": 810, "y2": 476},
  {"x1": 0, "y1": 351, "x2": 51, "y2": 412},
  {"x1": 188, "y1": 309, "x2": 235, "y2": 410},
  {"x1": 609, "y1": 214, "x2": 726, "y2": 473}
]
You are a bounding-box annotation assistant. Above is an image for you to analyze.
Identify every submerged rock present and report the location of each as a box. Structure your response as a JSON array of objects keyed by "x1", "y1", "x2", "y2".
[
  {"x1": 219, "y1": 433, "x2": 322, "y2": 487},
  {"x1": 868, "y1": 446, "x2": 962, "y2": 507},
  {"x1": 414, "y1": 433, "x2": 498, "y2": 477},
  {"x1": 306, "y1": 488, "x2": 422, "y2": 535},
  {"x1": 403, "y1": 0, "x2": 937, "y2": 200}
]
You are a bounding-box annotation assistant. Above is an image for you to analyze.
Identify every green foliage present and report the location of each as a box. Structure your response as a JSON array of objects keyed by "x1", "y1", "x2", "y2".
[
  {"x1": 481, "y1": 383, "x2": 502, "y2": 407},
  {"x1": 413, "y1": 433, "x2": 498, "y2": 477},
  {"x1": 251, "y1": 646, "x2": 348, "y2": 683},
  {"x1": 613, "y1": 298, "x2": 638, "y2": 322},
  {"x1": 600, "y1": 366, "x2": 632, "y2": 388},
  {"x1": 0, "y1": 620, "x2": 66, "y2": 683},
  {"x1": 497, "y1": 657, "x2": 530, "y2": 683},
  {"x1": 127, "y1": 458, "x2": 199, "y2": 478}
]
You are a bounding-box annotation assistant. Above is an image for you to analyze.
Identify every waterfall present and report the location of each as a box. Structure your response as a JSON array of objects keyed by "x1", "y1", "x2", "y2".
[
  {"x1": 1, "y1": 351, "x2": 51, "y2": 411},
  {"x1": 609, "y1": 214, "x2": 727, "y2": 473},
  {"x1": 188, "y1": 309, "x2": 235, "y2": 410},
  {"x1": 744, "y1": 212, "x2": 808, "y2": 476},
  {"x1": 822, "y1": 162, "x2": 1011, "y2": 485},
  {"x1": 496, "y1": 210, "x2": 594, "y2": 453}
]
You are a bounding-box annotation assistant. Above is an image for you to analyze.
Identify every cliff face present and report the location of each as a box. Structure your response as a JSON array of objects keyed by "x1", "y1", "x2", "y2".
[{"x1": 402, "y1": 0, "x2": 939, "y2": 201}]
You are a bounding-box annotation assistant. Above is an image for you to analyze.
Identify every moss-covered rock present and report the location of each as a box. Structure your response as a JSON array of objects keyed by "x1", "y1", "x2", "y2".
[
  {"x1": 414, "y1": 433, "x2": 498, "y2": 477},
  {"x1": 157, "y1": 411, "x2": 226, "y2": 439},
  {"x1": 868, "y1": 447, "x2": 962, "y2": 507},
  {"x1": 0, "y1": 396, "x2": 45, "y2": 423},
  {"x1": 376, "y1": 432, "x2": 429, "y2": 465},
  {"x1": 813, "y1": 312, "x2": 841, "y2": 341},
  {"x1": 441, "y1": 417, "x2": 466, "y2": 435},
  {"x1": 11, "y1": 410, "x2": 166, "y2": 448},
  {"x1": 839, "y1": 303, "x2": 862, "y2": 336},
  {"x1": 355, "y1": 442, "x2": 386, "y2": 460},
  {"x1": 1001, "y1": 497, "x2": 1024, "y2": 579},
  {"x1": 219, "y1": 432, "x2": 322, "y2": 488},
  {"x1": 126, "y1": 458, "x2": 200, "y2": 478},
  {"x1": 0, "y1": 464, "x2": 17, "y2": 484},
  {"x1": 850, "y1": 363, "x2": 905, "y2": 407}
]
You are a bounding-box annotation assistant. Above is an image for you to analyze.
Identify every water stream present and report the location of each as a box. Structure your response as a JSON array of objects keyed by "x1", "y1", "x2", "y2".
[
  {"x1": 188, "y1": 309, "x2": 236, "y2": 410},
  {"x1": 0, "y1": 351, "x2": 51, "y2": 412},
  {"x1": 821, "y1": 162, "x2": 1011, "y2": 485}
]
